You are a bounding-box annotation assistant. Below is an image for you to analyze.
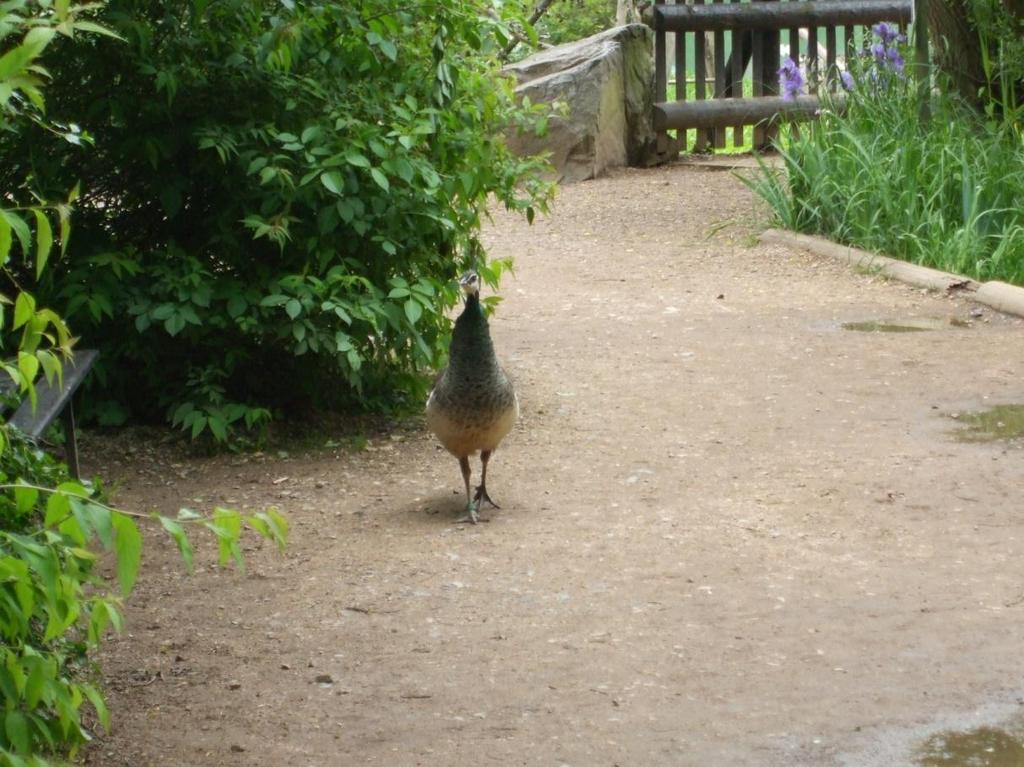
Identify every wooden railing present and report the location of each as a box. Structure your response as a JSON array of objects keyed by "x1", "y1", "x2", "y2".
[{"x1": 647, "y1": 0, "x2": 913, "y2": 154}]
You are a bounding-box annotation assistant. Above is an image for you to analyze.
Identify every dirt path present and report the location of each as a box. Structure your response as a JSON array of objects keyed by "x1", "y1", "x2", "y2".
[{"x1": 87, "y1": 164, "x2": 1024, "y2": 767}]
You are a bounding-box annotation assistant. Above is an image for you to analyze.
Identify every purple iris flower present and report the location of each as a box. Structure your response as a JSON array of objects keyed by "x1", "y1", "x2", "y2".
[
  {"x1": 778, "y1": 56, "x2": 805, "y2": 101},
  {"x1": 840, "y1": 70, "x2": 855, "y2": 91},
  {"x1": 872, "y1": 22, "x2": 900, "y2": 45},
  {"x1": 886, "y1": 46, "x2": 905, "y2": 73}
]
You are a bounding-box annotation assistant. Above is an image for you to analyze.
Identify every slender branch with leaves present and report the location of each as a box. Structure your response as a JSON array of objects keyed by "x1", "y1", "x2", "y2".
[{"x1": 0, "y1": 5, "x2": 288, "y2": 764}]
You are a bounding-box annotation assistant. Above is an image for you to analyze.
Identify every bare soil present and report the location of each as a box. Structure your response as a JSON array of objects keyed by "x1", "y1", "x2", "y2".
[{"x1": 86, "y1": 163, "x2": 1024, "y2": 767}]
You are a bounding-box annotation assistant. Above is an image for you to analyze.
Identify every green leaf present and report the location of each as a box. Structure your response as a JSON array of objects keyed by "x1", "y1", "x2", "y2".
[
  {"x1": 346, "y1": 348, "x2": 361, "y2": 371},
  {"x1": 404, "y1": 298, "x2": 422, "y2": 325},
  {"x1": 165, "y1": 312, "x2": 186, "y2": 336},
  {"x1": 83, "y1": 501, "x2": 114, "y2": 549},
  {"x1": 226, "y1": 294, "x2": 247, "y2": 318},
  {"x1": 5, "y1": 709, "x2": 28, "y2": 753},
  {"x1": 320, "y1": 171, "x2": 345, "y2": 195},
  {"x1": 0, "y1": 214, "x2": 10, "y2": 264},
  {"x1": 151, "y1": 303, "x2": 175, "y2": 320},
  {"x1": 379, "y1": 39, "x2": 398, "y2": 61},
  {"x1": 32, "y1": 210, "x2": 53, "y2": 279},
  {"x1": 158, "y1": 516, "x2": 194, "y2": 573},
  {"x1": 70, "y1": 20, "x2": 124, "y2": 40},
  {"x1": 4, "y1": 211, "x2": 30, "y2": 256},
  {"x1": 23, "y1": 26, "x2": 57, "y2": 56},
  {"x1": 44, "y1": 492, "x2": 70, "y2": 527},
  {"x1": 394, "y1": 158, "x2": 414, "y2": 183},
  {"x1": 208, "y1": 416, "x2": 227, "y2": 442},
  {"x1": 24, "y1": 660, "x2": 46, "y2": 709},
  {"x1": 284, "y1": 298, "x2": 302, "y2": 319},
  {"x1": 111, "y1": 513, "x2": 143, "y2": 596},
  {"x1": 344, "y1": 151, "x2": 371, "y2": 168},
  {"x1": 208, "y1": 508, "x2": 244, "y2": 570},
  {"x1": 370, "y1": 168, "x2": 390, "y2": 192},
  {"x1": 81, "y1": 682, "x2": 111, "y2": 731},
  {"x1": 13, "y1": 484, "x2": 38, "y2": 516},
  {"x1": 17, "y1": 352, "x2": 39, "y2": 388},
  {"x1": 12, "y1": 292, "x2": 34, "y2": 330}
]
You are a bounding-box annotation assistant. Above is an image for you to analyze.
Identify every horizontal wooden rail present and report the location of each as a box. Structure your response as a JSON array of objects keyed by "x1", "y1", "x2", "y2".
[
  {"x1": 654, "y1": 94, "x2": 846, "y2": 131},
  {"x1": 649, "y1": 0, "x2": 911, "y2": 32}
]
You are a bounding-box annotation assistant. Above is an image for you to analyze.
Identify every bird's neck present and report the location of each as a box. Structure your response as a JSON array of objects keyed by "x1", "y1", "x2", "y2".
[{"x1": 451, "y1": 292, "x2": 497, "y2": 369}]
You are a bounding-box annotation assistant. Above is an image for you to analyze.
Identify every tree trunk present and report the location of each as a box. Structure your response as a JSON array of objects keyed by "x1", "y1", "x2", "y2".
[{"x1": 925, "y1": 0, "x2": 985, "y2": 107}]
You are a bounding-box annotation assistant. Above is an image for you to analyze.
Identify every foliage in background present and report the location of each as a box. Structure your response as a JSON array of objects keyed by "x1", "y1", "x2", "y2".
[
  {"x1": 968, "y1": 0, "x2": 1024, "y2": 121},
  {"x1": 925, "y1": 0, "x2": 1024, "y2": 112},
  {"x1": 1, "y1": 5, "x2": 287, "y2": 763},
  {"x1": 536, "y1": 0, "x2": 614, "y2": 45},
  {"x1": 748, "y1": 26, "x2": 1024, "y2": 286},
  {"x1": 2, "y1": 0, "x2": 553, "y2": 442},
  {"x1": 506, "y1": 0, "x2": 615, "y2": 58}
]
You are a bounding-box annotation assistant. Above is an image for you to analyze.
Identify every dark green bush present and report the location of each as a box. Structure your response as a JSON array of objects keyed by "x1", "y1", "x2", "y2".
[{"x1": 4, "y1": 0, "x2": 553, "y2": 441}]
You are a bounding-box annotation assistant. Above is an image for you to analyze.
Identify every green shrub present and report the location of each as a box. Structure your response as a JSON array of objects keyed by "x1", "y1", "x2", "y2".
[
  {"x1": 747, "y1": 31, "x2": 1024, "y2": 285},
  {"x1": 2, "y1": 0, "x2": 553, "y2": 441}
]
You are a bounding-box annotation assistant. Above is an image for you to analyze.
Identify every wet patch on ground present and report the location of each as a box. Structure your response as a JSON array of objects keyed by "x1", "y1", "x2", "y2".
[
  {"x1": 915, "y1": 721, "x2": 1024, "y2": 766},
  {"x1": 950, "y1": 404, "x2": 1024, "y2": 444},
  {"x1": 842, "y1": 317, "x2": 969, "y2": 333}
]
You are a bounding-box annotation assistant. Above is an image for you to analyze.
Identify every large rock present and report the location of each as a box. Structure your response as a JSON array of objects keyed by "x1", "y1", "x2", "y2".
[{"x1": 504, "y1": 25, "x2": 656, "y2": 183}]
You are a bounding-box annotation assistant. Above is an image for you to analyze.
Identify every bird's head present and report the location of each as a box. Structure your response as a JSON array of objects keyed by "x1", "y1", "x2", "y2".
[{"x1": 459, "y1": 270, "x2": 481, "y2": 299}]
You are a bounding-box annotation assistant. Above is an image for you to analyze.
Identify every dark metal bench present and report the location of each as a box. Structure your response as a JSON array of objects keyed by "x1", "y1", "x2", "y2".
[{"x1": 3, "y1": 349, "x2": 98, "y2": 479}]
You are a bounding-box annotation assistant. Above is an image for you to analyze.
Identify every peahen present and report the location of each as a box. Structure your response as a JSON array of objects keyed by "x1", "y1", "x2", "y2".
[{"x1": 426, "y1": 271, "x2": 518, "y2": 523}]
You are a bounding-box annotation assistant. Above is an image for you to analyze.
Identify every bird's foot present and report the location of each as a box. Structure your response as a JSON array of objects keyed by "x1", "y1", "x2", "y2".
[
  {"x1": 473, "y1": 485, "x2": 500, "y2": 510},
  {"x1": 455, "y1": 501, "x2": 485, "y2": 525}
]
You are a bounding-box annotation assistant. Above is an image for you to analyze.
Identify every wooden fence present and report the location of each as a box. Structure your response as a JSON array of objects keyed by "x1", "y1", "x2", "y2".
[{"x1": 647, "y1": 0, "x2": 913, "y2": 154}]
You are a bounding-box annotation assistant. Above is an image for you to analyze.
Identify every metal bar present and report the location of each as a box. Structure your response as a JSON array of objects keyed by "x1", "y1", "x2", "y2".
[
  {"x1": 652, "y1": 0, "x2": 911, "y2": 32},
  {"x1": 61, "y1": 402, "x2": 80, "y2": 480},
  {"x1": 844, "y1": 24, "x2": 855, "y2": 59},
  {"x1": 788, "y1": 27, "x2": 799, "y2": 63},
  {"x1": 654, "y1": 93, "x2": 843, "y2": 130}
]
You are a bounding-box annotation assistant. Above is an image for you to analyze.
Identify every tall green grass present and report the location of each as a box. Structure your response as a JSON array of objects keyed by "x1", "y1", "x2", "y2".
[{"x1": 746, "y1": 63, "x2": 1024, "y2": 285}]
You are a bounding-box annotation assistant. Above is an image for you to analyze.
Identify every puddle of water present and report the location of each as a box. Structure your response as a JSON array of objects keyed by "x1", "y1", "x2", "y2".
[
  {"x1": 915, "y1": 725, "x2": 1024, "y2": 766},
  {"x1": 951, "y1": 405, "x2": 1024, "y2": 443}
]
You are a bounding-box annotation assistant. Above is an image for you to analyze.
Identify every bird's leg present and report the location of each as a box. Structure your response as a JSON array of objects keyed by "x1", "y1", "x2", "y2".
[
  {"x1": 473, "y1": 450, "x2": 500, "y2": 509},
  {"x1": 457, "y1": 455, "x2": 479, "y2": 524}
]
